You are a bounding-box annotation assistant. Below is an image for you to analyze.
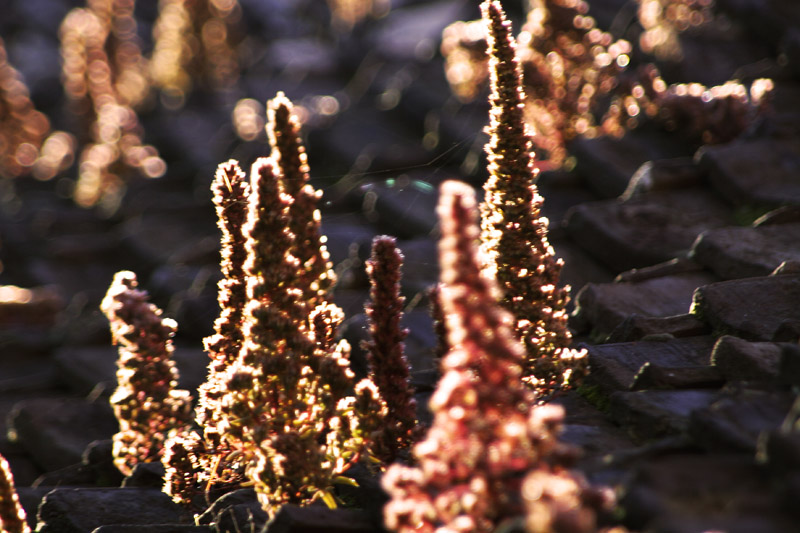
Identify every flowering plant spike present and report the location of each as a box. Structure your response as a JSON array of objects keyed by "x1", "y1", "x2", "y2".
[
  {"x1": 480, "y1": 0, "x2": 586, "y2": 396},
  {"x1": 362, "y1": 235, "x2": 419, "y2": 463},
  {"x1": 198, "y1": 159, "x2": 251, "y2": 436},
  {"x1": 383, "y1": 179, "x2": 603, "y2": 533},
  {"x1": 101, "y1": 270, "x2": 193, "y2": 476},
  {"x1": 0, "y1": 453, "x2": 30, "y2": 533},
  {"x1": 211, "y1": 157, "x2": 383, "y2": 516},
  {"x1": 267, "y1": 92, "x2": 337, "y2": 310},
  {"x1": 162, "y1": 160, "x2": 252, "y2": 508}
]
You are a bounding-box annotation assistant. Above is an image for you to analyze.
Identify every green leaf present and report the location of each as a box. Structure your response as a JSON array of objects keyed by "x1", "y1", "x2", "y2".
[
  {"x1": 320, "y1": 489, "x2": 338, "y2": 509},
  {"x1": 333, "y1": 475, "x2": 359, "y2": 487}
]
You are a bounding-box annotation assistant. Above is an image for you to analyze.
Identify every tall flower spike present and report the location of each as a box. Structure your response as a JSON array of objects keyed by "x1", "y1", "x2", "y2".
[
  {"x1": 163, "y1": 161, "x2": 251, "y2": 507},
  {"x1": 204, "y1": 160, "x2": 250, "y2": 367},
  {"x1": 362, "y1": 236, "x2": 418, "y2": 463},
  {"x1": 101, "y1": 271, "x2": 193, "y2": 476},
  {"x1": 480, "y1": 0, "x2": 584, "y2": 397},
  {"x1": 0, "y1": 453, "x2": 30, "y2": 533},
  {"x1": 198, "y1": 160, "x2": 250, "y2": 433},
  {"x1": 267, "y1": 92, "x2": 336, "y2": 309},
  {"x1": 215, "y1": 158, "x2": 379, "y2": 516},
  {"x1": 384, "y1": 180, "x2": 588, "y2": 533}
]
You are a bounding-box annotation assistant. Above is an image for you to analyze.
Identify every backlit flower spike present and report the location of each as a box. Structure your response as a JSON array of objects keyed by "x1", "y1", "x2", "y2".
[
  {"x1": 480, "y1": 0, "x2": 585, "y2": 396},
  {"x1": 165, "y1": 160, "x2": 251, "y2": 506},
  {"x1": 101, "y1": 270, "x2": 193, "y2": 476},
  {"x1": 383, "y1": 179, "x2": 609, "y2": 533},
  {"x1": 363, "y1": 235, "x2": 419, "y2": 463},
  {"x1": 0, "y1": 453, "x2": 30, "y2": 533},
  {"x1": 384, "y1": 180, "x2": 538, "y2": 533},
  {"x1": 212, "y1": 157, "x2": 376, "y2": 516},
  {"x1": 267, "y1": 92, "x2": 337, "y2": 309},
  {"x1": 203, "y1": 160, "x2": 251, "y2": 371}
]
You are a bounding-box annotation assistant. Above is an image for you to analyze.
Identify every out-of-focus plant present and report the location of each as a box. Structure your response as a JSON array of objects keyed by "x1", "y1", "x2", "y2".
[
  {"x1": 440, "y1": 0, "x2": 770, "y2": 169},
  {"x1": 441, "y1": 19, "x2": 490, "y2": 103},
  {"x1": 362, "y1": 235, "x2": 419, "y2": 464},
  {"x1": 0, "y1": 36, "x2": 75, "y2": 180},
  {"x1": 231, "y1": 98, "x2": 266, "y2": 142},
  {"x1": 441, "y1": 0, "x2": 631, "y2": 168},
  {"x1": 480, "y1": 0, "x2": 586, "y2": 396},
  {"x1": 86, "y1": 0, "x2": 150, "y2": 107},
  {"x1": 603, "y1": 64, "x2": 773, "y2": 144},
  {"x1": 382, "y1": 177, "x2": 609, "y2": 533},
  {"x1": 637, "y1": 0, "x2": 714, "y2": 61},
  {"x1": 0, "y1": 453, "x2": 30, "y2": 533},
  {"x1": 326, "y1": 0, "x2": 391, "y2": 32},
  {"x1": 101, "y1": 271, "x2": 193, "y2": 477},
  {"x1": 60, "y1": 2, "x2": 165, "y2": 211},
  {"x1": 150, "y1": 0, "x2": 242, "y2": 107},
  {"x1": 516, "y1": 0, "x2": 631, "y2": 167}
]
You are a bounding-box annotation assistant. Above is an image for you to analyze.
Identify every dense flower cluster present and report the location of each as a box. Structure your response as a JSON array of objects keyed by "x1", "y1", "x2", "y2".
[
  {"x1": 441, "y1": 0, "x2": 770, "y2": 169},
  {"x1": 441, "y1": 0, "x2": 631, "y2": 167},
  {"x1": 384, "y1": 179, "x2": 605, "y2": 533},
  {"x1": 157, "y1": 93, "x2": 387, "y2": 515},
  {"x1": 197, "y1": 160, "x2": 250, "y2": 439},
  {"x1": 362, "y1": 235, "x2": 419, "y2": 463},
  {"x1": 267, "y1": 92, "x2": 336, "y2": 310},
  {"x1": 212, "y1": 156, "x2": 384, "y2": 515},
  {"x1": 91, "y1": 11, "x2": 622, "y2": 521},
  {"x1": 480, "y1": 0, "x2": 586, "y2": 396},
  {"x1": 0, "y1": 36, "x2": 75, "y2": 180},
  {"x1": 0, "y1": 453, "x2": 30, "y2": 533},
  {"x1": 100, "y1": 271, "x2": 193, "y2": 476},
  {"x1": 161, "y1": 161, "x2": 253, "y2": 509},
  {"x1": 604, "y1": 65, "x2": 773, "y2": 144}
]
